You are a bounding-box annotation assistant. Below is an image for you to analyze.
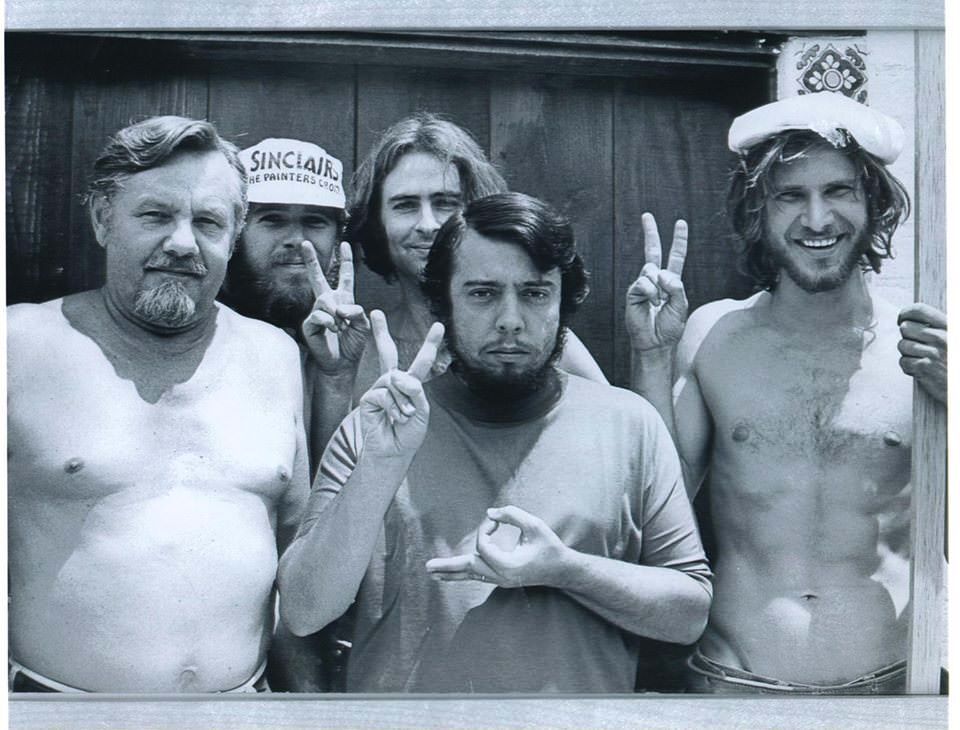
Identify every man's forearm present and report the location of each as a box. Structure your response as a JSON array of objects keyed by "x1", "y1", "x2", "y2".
[
  {"x1": 278, "y1": 451, "x2": 411, "y2": 637},
  {"x1": 551, "y1": 548, "x2": 711, "y2": 645},
  {"x1": 629, "y1": 347, "x2": 677, "y2": 442},
  {"x1": 305, "y1": 363, "x2": 357, "y2": 476}
]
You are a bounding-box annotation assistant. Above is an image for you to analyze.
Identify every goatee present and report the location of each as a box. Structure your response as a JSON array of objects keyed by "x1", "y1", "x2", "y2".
[
  {"x1": 447, "y1": 326, "x2": 566, "y2": 403},
  {"x1": 134, "y1": 279, "x2": 197, "y2": 327}
]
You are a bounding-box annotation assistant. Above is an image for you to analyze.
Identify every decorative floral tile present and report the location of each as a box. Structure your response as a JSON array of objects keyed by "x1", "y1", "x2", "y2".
[{"x1": 794, "y1": 42, "x2": 868, "y2": 102}]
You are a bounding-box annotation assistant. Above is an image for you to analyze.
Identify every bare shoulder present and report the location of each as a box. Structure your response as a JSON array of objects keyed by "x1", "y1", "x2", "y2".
[
  {"x1": 7, "y1": 298, "x2": 72, "y2": 358},
  {"x1": 7, "y1": 298, "x2": 68, "y2": 334},
  {"x1": 678, "y1": 292, "x2": 767, "y2": 366}
]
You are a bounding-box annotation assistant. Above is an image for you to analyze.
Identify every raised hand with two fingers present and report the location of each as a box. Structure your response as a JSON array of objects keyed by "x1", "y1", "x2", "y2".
[
  {"x1": 357, "y1": 310, "x2": 445, "y2": 456},
  {"x1": 301, "y1": 241, "x2": 371, "y2": 374},
  {"x1": 625, "y1": 212, "x2": 689, "y2": 351}
]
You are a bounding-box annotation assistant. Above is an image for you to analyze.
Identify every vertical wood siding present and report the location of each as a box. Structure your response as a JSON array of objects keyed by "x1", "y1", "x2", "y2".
[{"x1": 6, "y1": 33, "x2": 770, "y2": 386}]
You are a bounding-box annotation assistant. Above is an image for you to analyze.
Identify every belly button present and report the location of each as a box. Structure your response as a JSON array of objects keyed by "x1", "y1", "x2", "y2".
[
  {"x1": 883, "y1": 431, "x2": 902, "y2": 447},
  {"x1": 178, "y1": 667, "x2": 198, "y2": 689},
  {"x1": 277, "y1": 466, "x2": 290, "y2": 482},
  {"x1": 64, "y1": 457, "x2": 85, "y2": 474}
]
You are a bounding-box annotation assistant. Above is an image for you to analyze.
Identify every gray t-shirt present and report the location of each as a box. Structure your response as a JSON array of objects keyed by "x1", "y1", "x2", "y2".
[{"x1": 314, "y1": 371, "x2": 711, "y2": 692}]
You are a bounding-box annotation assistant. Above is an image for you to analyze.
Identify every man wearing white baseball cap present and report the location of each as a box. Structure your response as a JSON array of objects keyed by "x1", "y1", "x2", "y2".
[
  {"x1": 223, "y1": 138, "x2": 369, "y2": 470},
  {"x1": 626, "y1": 91, "x2": 945, "y2": 692},
  {"x1": 221, "y1": 138, "x2": 368, "y2": 692}
]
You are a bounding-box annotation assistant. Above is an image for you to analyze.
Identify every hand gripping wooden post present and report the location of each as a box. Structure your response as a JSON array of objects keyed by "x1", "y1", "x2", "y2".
[{"x1": 906, "y1": 29, "x2": 947, "y2": 694}]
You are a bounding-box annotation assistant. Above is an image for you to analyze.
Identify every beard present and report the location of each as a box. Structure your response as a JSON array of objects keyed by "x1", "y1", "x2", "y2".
[
  {"x1": 768, "y1": 228, "x2": 871, "y2": 293},
  {"x1": 134, "y1": 251, "x2": 208, "y2": 327},
  {"x1": 226, "y1": 247, "x2": 340, "y2": 330},
  {"x1": 447, "y1": 323, "x2": 566, "y2": 403},
  {"x1": 134, "y1": 279, "x2": 197, "y2": 327}
]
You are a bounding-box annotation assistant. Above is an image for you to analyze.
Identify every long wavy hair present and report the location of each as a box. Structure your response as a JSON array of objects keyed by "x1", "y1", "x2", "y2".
[{"x1": 727, "y1": 129, "x2": 910, "y2": 291}]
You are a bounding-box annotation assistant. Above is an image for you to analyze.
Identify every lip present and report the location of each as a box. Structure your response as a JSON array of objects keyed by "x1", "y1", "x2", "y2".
[
  {"x1": 485, "y1": 347, "x2": 531, "y2": 359},
  {"x1": 145, "y1": 267, "x2": 202, "y2": 277},
  {"x1": 792, "y1": 234, "x2": 844, "y2": 251}
]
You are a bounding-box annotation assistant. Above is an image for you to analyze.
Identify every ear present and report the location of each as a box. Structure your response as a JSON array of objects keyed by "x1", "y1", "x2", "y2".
[{"x1": 89, "y1": 195, "x2": 111, "y2": 248}]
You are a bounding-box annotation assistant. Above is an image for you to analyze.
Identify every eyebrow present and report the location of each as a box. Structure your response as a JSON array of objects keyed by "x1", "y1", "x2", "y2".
[
  {"x1": 774, "y1": 177, "x2": 860, "y2": 190},
  {"x1": 461, "y1": 278, "x2": 558, "y2": 287},
  {"x1": 386, "y1": 190, "x2": 462, "y2": 202}
]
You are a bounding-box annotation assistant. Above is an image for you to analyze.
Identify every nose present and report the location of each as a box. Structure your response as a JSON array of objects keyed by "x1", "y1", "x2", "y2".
[
  {"x1": 801, "y1": 193, "x2": 836, "y2": 232},
  {"x1": 495, "y1": 294, "x2": 524, "y2": 334},
  {"x1": 163, "y1": 218, "x2": 200, "y2": 257},
  {"x1": 414, "y1": 204, "x2": 441, "y2": 238},
  {"x1": 280, "y1": 224, "x2": 306, "y2": 250}
]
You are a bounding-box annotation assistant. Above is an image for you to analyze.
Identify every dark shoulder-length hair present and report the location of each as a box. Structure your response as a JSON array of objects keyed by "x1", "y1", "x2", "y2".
[
  {"x1": 347, "y1": 112, "x2": 508, "y2": 282},
  {"x1": 727, "y1": 129, "x2": 910, "y2": 291},
  {"x1": 421, "y1": 192, "x2": 589, "y2": 329}
]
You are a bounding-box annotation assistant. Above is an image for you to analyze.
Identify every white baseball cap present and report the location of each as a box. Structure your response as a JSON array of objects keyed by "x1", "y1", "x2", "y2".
[
  {"x1": 240, "y1": 138, "x2": 346, "y2": 209},
  {"x1": 728, "y1": 92, "x2": 904, "y2": 164}
]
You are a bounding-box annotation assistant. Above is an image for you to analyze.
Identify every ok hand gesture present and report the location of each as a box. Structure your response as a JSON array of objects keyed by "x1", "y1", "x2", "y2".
[
  {"x1": 302, "y1": 241, "x2": 371, "y2": 374},
  {"x1": 425, "y1": 506, "x2": 568, "y2": 589},
  {"x1": 358, "y1": 310, "x2": 445, "y2": 456},
  {"x1": 625, "y1": 213, "x2": 689, "y2": 351}
]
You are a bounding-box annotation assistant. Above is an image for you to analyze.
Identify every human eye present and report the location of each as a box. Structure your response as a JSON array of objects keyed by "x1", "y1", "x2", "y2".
[
  {"x1": 434, "y1": 196, "x2": 462, "y2": 212},
  {"x1": 138, "y1": 209, "x2": 170, "y2": 223},
  {"x1": 305, "y1": 216, "x2": 332, "y2": 229},
  {"x1": 826, "y1": 183, "x2": 858, "y2": 199},
  {"x1": 468, "y1": 287, "x2": 495, "y2": 301},
  {"x1": 773, "y1": 189, "x2": 803, "y2": 203},
  {"x1": 391, "y1": 199, "x2": 418, "y2": 212},
  {"x1": 256, "y1": 212, "x2": 286, "y2": 225},
  {"x1": 195, "y1": 214, "x2": 226, "y2": 231},
  {"x1": 523, "y1": 288, "x2": 551, "y2": 302}
]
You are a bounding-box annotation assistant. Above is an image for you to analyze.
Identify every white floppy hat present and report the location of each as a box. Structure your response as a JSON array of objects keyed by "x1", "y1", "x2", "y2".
[
  {"x1": 240, "y1": 138, "x2": 346, "y2": 209},
  {"x1": 728, "y1": 92, "x2": 904, "y2": 165}
]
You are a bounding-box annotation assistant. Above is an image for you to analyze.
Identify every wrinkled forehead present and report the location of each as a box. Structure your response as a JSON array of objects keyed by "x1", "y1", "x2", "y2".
[{"x1": 769, "y1": 143, "x2": 860, "y2": 188}]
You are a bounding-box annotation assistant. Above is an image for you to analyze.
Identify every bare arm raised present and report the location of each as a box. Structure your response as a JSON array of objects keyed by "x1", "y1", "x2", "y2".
[
  {"x1": 625, "y1": 213, "x2": 714, "y2": 496},
  {"x1": 626, "y1": 213, "x2": 688, "y2": 425},
  {"x1": 278, "y1": 311, "x2": 444, "y2": 636},
  {"x1": 300, "y1": 241, "x2": 371, "y2": 470}
]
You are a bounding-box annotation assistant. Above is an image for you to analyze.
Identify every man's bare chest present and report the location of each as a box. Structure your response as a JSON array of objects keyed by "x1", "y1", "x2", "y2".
[
  {"x1": 698, "y1": 332, "x2": 913, "y2": 483},
  {"x1": 9, "y1": 354, "x2": 299, "y2": 503}
]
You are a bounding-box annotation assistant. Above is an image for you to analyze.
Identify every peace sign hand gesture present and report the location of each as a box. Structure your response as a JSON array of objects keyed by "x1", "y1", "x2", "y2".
[
  {"x1": 358, "y1": 310, "x2": 445, "y2": 456},
  {"x1": 625, "y1": 213, "x2": 689, "y2": 351},
  {"x1": 301, "y1": 241, "x2": 371, "y2": 374}
]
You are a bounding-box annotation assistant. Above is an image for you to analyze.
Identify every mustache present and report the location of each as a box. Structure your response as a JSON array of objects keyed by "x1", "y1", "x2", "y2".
[
  {"x1": 270, "y1": 248, "x2": 341, "y2": 286},
  {"x1": 144, "y1": 252, "x2": 208, "y2": 276}
]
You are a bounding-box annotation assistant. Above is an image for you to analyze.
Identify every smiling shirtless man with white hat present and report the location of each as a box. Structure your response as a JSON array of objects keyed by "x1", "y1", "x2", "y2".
[{"x1": 627, "y1": 91, "x2": 946, "y2": 693}]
